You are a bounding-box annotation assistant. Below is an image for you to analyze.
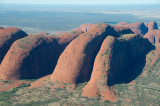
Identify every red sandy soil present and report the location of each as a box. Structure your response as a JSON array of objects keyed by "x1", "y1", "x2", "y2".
[
  {"x1": 144, "y1": 30, "x2": 160, "y2": 44},
  {"x1": 0, "y1": 22, "x2": 157, "y2": 102},
  {"x1": 50, "y1": 23, "x2": 116, "y2": 89},
  {"x1": 117, "y1": 22, "x2": 148, "y2": 35},
  {"x1": 29, "y1": 75, "x2": 51, "y2": 88},
  {"x1": 0, "y1": 80, "x2": 31, "y2": 91},
  {"x1": 148, "y1": 21, "x2": 158, "y2": 31},
  {"x1": 0, "y1": 30, "x2": 83, "y2": 80},
  {"x1": 113, "y1": 26, "x2": 133, "y2": 35},
  {"x1": 81, "y1": 36, "x2": 118, "y2": 102},
  {"x1": 125, "y1": 99, "x2": 131, "y2": 103},
  {"x1": 0, "y1": 35, "x2": 60, "y2": 80},
  {"x1": 150, "y1": 55, "x2": 159, "y2": 66},
  {"x1": 128, "y1": 81, "x2": 135, "y2": 85},
  {"x1": 82, "y1": 34, "x2": 147, "y2": 101}
]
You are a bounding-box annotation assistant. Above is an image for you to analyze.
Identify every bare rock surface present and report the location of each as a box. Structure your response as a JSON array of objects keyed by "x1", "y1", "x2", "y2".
[
  {"x1": 50, "y1": 23, "x2": 117, "y2": 88},
  {"x1": 144, "y1": 30, "x2": 160, "y2": 44},
  {"x1": 0, "y1": 27, "x2": 28, "y2": 63},
  {"x1": 82, "y1": 34, "x2": 148, "y2": 101}
]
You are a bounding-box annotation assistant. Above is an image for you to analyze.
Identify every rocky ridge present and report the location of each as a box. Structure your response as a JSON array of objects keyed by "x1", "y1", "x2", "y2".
[{"x1": 0, "y1": 21, "x2": 159, "y2": 102}]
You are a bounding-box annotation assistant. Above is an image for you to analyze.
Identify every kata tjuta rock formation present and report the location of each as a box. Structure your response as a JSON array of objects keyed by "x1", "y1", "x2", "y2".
[
  {"x1": 0, "y1": 30, "x2": 83, "y2": 80},
  {"x1": 144, "y1": 30, "x2": 160, "y2": 44},
  {"x1": 55, "y1": 23, "x2": 93, "y2": 36},
  {"x1": 50, "y1": 23, "x2": 117, "y2": 87},
  {"x1": 147, "y1": 21, "x2": 158, "y2": 31},
  {"x1": 113, "y1": 26, "x2": 133, "y2": 35},
  {"x1": 80, "y1": 23, "x2": 93, "y2": 32},
  {"x1": 0, "y1": 27, "x2": 28, "y2": 63},
  {"x1": 0, "y1": 21, "x2": 158, "y2": 102},
  {"x1": 56, "y1": 30, "x2": 83, "y2": 53},
  {"x1": 143, "y1": 21, "x2": 160, "y2": 44},
  {"x1": 117, "y1": 22, "x2": 148, "y2": 35},
  {"x1": 81, "y1": 34, "x2": 148, "y2": 102},
  {"x1": 50, "y1": 23, "x2": 133, "y2": 88},
  {"x1": 117, "y1": 21, "x2": 159, "y2": 36}
]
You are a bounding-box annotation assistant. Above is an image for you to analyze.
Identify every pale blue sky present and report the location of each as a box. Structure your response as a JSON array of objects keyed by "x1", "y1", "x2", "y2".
[{"x1": 1, "y1": 0, "x2": 160, "y2": 4}]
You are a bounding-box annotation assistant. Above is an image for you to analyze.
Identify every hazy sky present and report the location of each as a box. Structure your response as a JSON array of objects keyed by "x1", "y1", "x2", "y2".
[{"x1": 1, "y1": 0, "x2": 160, "y2": 4}]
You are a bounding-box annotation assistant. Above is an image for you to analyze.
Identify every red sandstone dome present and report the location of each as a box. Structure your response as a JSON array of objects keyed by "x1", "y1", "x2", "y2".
[
  {"x1": 113, "y1": 26, "x2": 133, "y2": 35},
  {"x1": 82, "y1": 34, "x2": 148, "y2": 101},
  {"x1": 50, "y1": 23, "x2": 133, "y2": 88},
  {"x1": 0, "y1": 35, "x2": 59, "y2": 80},
  {"x1": 0, "y1": 29, "x2": 83, "y2": 80},
  {"x1": 117, "y1": 22, "x2": 148, "y2": 35},
  {"x1": 148, "y1": 21, "x2": 158, "y2": 31},
  {"x1": 0, "y1": 27, "x2": 28, "y2": 63},
  {"x1": 0, "y1": 22, "x2": 157, "y2": 102},
  {"x1": 56, "y1": 30, "x2": 84, "y2": 53}
]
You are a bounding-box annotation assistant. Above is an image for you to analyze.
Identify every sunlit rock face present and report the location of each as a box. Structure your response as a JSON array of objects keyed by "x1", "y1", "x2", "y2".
[{"x1": 117, "y1": 22, "x2": 148, "y2": 35}]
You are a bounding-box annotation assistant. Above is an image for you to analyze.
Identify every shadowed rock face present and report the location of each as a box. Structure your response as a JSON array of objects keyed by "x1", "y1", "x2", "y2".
[
  {"x1": 81, "y1": 36, "x2": 118, "y2": 102},
  {"x1": 0, "y1": 22, "x2": 158, "y2": 102},
  {"x1": 50, "y1": 23, "x2": 118, "y2": 87},
  {"x1": 0, "y1": 30, "x2": 83, "y2": 80},
  {"x1": 148, "y1": 21, "x2": 158, "y2": 31},
  {"x1": 82, "y1": 34, "x2": 149, "y2": 101},
  {"x1": 56, "y1": 30, "x2": 84, "y2": 53},
  {"x1": 54, "y1": 31, "x2": 66, "y2": 36},
  {"x1": 144, "y1": 23, "x2": 148, "y2": 27},
  {"x1": 0, "y1": 35, "x2": 60, "y2": 80},
  {"x1": 113, "y1": 26, "x2": 133, "y2": 35},
  {"x1": 117, "y1": 22, "x2": 148, "y2": 35},
  {"x1": 144, "y1": 30, "x2": 160, "y2": 44},
  {"x1": 0, "y1": 27, "x2": 28, "y2": 64}
]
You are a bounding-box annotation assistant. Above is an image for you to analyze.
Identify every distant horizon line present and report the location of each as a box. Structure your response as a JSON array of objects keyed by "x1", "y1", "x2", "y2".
[{"x1": 1, "y1": 3, "x2": 160, "y2": 5}]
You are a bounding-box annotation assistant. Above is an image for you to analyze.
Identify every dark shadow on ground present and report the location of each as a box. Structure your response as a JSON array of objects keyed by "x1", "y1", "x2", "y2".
[{"x1": 107, "y1": 39, "x2": 155, "y2": 86}]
